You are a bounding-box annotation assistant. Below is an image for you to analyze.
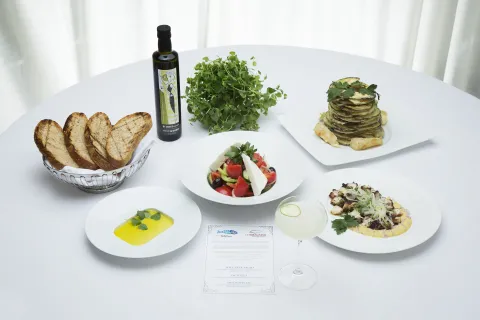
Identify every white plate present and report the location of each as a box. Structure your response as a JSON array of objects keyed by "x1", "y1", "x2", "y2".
[
  {"x1": 181, "y1": 131, "x2": 305, "y2": 206},
  {"x1": 277, "y1": 104, "x2": 433, "y2": 166},
  {"x1": 85, "y1": 186, "x2": 202, "y2": 258},
  {"x1": 317, "y1": 168, "x2": 441, "y2": 254}
]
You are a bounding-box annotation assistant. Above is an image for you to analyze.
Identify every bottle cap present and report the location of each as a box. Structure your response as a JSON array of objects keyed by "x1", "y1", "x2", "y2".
[{"x1": 157, "y1": 25, "x2": 171, "y2": 39}]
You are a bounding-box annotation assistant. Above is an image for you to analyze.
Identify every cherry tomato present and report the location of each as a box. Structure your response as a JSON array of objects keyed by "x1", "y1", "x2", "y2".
[
  {"x1": 257, "y1": 161, "x2": 267, "y2": 168},
  {"x1": 260, "y1": 167, "x2": 269, "y2": 174},
  {"x1": 264, "y1": 171, "x2": 277, "y2": 184},
  {"x1": 215, "y1": 186, "x2": 233, "y2": 196},
  {"x1": 233, "y1": 176, "x2": 249, "y2": 197},
  {"x1": 253, "y1": 153, "x2": 263, "y2": 162},
  {"x1": 252, "y1": 154, "x2": 264, "y2": 168},
  {"x1": 226, "y1": 164, "x2": 243, "y2": 178}
]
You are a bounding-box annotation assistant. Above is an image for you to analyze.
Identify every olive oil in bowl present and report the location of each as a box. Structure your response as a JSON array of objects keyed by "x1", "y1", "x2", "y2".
[{"x1": 114, "y1": 208, "x2": 174, "y2": 246}]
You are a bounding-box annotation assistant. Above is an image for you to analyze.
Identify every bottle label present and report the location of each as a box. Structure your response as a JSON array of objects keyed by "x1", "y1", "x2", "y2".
[{"x1": 158, "y1": 68, "x2": 179, "y2": 127}]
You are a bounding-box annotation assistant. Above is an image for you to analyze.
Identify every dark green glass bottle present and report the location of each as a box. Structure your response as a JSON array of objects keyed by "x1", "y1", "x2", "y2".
[{"x1": 152, "y1": 25, "x2": 182, "y2": 141}]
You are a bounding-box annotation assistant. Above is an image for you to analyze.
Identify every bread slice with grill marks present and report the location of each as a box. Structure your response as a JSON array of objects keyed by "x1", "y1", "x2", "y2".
[
  {"x1": 63, "y1": 112, "x2": 98, "y2": 170},
  {"x1": 84, "y1": 112, "x2": 116, "y2": 171},
  {"x1": 106, "y1": 112, "x2": 152, "y2": 168},
  {"x1": 34, "y1": 119, "x2": 79, "y2": 170}
]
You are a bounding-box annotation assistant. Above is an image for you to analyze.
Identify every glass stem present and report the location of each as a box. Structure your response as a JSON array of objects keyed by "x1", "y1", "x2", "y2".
[{"x1": 293, "y1": 240, "x2": 303, "y2": 275}]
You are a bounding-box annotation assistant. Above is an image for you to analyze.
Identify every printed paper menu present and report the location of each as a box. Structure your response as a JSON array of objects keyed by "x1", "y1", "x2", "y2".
[{"x1": 203, "y1": 225, "x2": 275, "y2": 294}]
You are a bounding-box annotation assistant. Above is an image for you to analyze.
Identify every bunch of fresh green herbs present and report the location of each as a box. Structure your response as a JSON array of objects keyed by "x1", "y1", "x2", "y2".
[
  {"x1": 327, "y1": 80, "x2": 379, "y2": 102},
  {"x1": 184, "y1": 52, "x2": 287, "y2": 133}
]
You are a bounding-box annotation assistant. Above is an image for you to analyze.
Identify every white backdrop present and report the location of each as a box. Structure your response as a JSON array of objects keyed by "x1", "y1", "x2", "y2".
[{"x1": 1, "y1": 0, "x2": 479, "y2": 133}]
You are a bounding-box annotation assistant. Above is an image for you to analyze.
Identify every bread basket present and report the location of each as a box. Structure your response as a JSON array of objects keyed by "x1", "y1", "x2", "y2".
[{"x1": 42, "y1": 142, "x2": 153, "y2": 193}]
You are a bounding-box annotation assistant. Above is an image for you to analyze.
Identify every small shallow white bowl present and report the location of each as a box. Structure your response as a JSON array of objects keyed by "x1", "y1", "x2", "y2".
[
  {"x1": 181, "y1": 131, "x2": 306, "y2": 206},
  {"x1": 85, "y1": 186, "x2": 202, "y2": 258}
]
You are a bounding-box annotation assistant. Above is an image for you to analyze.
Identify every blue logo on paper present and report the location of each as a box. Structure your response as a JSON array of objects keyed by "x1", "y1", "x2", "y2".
[{"x1": 217, "y1": 229, "x2": 238, "y2": 235}]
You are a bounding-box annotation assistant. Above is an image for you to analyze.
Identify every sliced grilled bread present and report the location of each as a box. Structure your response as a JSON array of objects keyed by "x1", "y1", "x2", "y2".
[
  {"x1": 106, "y1": 112, "x2": 152, "y2": 168},
  {"x1": 63, "y1": 112, "x2": 98, "y2": 170},
  {"x1": 34, "y1": 119, "x2": 79, "y2": 170},
  {"x1": 84, "y1": 112, "x2": 115, "y2": 171}
]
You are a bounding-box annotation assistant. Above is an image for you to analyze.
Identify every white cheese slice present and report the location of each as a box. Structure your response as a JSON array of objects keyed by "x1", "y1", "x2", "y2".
[
  {"x1": 209, "y1": 143, "x2": 242, "y2": 171},
  {"x1": 241, "y1": 154, "x2": 267, "y2": 196}
]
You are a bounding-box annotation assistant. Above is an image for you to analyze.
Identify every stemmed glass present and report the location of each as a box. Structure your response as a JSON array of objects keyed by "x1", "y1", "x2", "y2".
[{"x1": 275, "y1": 195, "x2": 328, "y2": 290}]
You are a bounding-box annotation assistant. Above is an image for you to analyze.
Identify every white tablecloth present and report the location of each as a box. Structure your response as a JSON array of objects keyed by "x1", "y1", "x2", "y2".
[{"x1": 0, "y1": 46, "x2": 478, "y2": 320}]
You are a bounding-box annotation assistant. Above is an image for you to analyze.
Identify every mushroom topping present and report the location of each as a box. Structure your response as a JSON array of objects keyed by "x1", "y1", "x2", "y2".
[
  {"x1": 331, "y1": 196, "x2": 345, "y2": 207},
  {"x1": 345, "y1": 191, "x2": 357, "y2": 201},
  {"x1": 384, "y1": 198, "x2": 394, "y2": 210},
  {"x1": 331, "y1": 206, "x2": 344, "y2": 215},
  {"x1": 329, "y1": 189, "x2": 339, "y2": 199},
  {"x1": 343, "y1": 201, "x2": 356, "y2": 212}
]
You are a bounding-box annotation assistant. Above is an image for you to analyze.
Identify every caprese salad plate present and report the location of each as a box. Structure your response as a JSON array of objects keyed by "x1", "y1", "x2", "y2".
[{"x1": 181, "y1": 131, "x2": 306, "y2": 206}]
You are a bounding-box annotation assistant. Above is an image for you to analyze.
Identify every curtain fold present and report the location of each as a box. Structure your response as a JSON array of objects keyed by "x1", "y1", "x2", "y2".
[
  {"x1": 444, "y1": 0, "x2": 480, "y2": 96},
  {"x1": 412, "y1": 0, "x2": 458, "y2": 80},
  {"x1": 1, "y1": 0, "x2": 479, "y2": 133}
]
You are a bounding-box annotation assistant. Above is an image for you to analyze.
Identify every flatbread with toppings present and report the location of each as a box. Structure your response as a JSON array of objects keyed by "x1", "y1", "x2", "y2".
[{"x1": 329, "y1": 182, "x2": 412, "y2": 237}]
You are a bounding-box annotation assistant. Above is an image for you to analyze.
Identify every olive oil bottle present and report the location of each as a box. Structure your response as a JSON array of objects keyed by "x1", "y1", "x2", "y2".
[{"x1": 152, "y1": 25, "x2": 182, "y2": 141}]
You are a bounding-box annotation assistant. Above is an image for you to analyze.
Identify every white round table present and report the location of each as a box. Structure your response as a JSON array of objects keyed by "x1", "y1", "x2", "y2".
[{"x1": 1, "y1": 46, "x2": 478, "y2": 320}]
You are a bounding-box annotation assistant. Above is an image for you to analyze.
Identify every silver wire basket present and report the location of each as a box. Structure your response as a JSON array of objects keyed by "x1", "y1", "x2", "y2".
[{"x1": 42, "y1": 145, "x2": 153, "y2": 194}]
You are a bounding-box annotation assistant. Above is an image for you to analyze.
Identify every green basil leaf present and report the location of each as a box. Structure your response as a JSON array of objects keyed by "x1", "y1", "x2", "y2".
[
  {"x1": 150, "y1": 213, "x2": 161, "y2": 221},
  {"x1": 136, "y1": 211, "x2": 146, "y2": 220},
  {"x1": 131, "y1": 218, "x2": 141, "y2": 226}
]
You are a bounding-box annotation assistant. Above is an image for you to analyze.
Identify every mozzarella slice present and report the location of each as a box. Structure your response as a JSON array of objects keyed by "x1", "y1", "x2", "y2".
[
  {"x1": 241, "y1": 154, "x2": 267, "y2": 196},
  {"x1": 209, "y1": 143, "x2": 242, "y2": 171}
]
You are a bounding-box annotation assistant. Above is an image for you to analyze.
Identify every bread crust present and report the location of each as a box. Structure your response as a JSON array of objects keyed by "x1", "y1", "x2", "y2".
[
  {"x1": 64, "y1": 112, "x2": 98, "y2": 170},
  {"x1": 106, "y1": 112, "x2": 152, "y2": 168},
  {"x1": 84, "y1": 112, "x2": 116, "y2": 171},
  {"x1": 34, "y1": 119, "x2": 79, "y2": 170}
]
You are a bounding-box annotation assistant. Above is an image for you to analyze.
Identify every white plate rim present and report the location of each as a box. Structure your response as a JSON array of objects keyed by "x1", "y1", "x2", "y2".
[
  {"x1": 316, "y1": 168, "x2": 442, "y2": 254},
  {"x1": 85, "y1": 186, "x2": 202, "y2": 258},
  {"x1": 277, "y1": 113, "x2": 434, "y2": 166}
]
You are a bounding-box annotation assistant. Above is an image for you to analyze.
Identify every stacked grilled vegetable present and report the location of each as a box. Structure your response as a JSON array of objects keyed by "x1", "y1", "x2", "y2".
[
  {"x1": 207, "y1": 142, "x2": 276, "y2": 197},
  {"x1": 314, "y1": 77, "x2": 388, "y2": 150}
]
